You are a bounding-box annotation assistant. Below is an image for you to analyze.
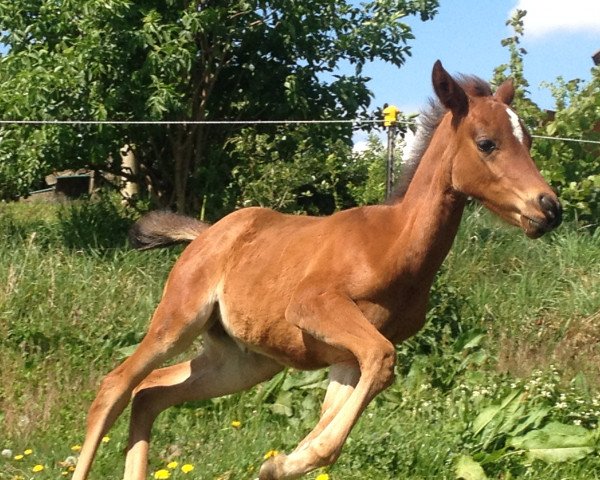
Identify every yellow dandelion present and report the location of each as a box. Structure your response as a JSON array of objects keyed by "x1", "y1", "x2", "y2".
[
  {"x1": 263, "y1": 449, "x2": 279, "y2": 460},
  {"x1": 230, "y1": 420, "x2": 242, "y2": 428},
  {"x1": 154, "y1": 469, "x2": 171, "y2": 479},
  {"x1": 14, "y1": 454, "x2": 24, "y2": 460},
  {"x1": 24, "y1": 449, "x2": 33, "y2": 456},
  {"x1": 315, "y1": 474, "x2": 330, "y2": 480},
  {"x1": 181, "y1": 464, "x2": 195, "y2": 474},
  {"x1": 167, "y1": 461, "x2": 178, "y2": 469},
  {"x1": 71, "y1": 444, "x2": 82, "y2": 452},
  {"x1": 32, "y1": 465, "x2": 45, "y2": 473},
  {"x1": 101, "y1": 436, "x2": 110, "y2": 443}
]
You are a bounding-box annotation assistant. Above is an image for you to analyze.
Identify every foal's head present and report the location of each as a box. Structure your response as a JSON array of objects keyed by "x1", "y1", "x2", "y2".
[{"x1": 431, "y1": 61, "x2": 562, "y2": 238}]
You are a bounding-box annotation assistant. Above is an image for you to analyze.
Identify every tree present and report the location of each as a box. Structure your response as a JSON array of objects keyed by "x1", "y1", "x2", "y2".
[
  {"x1": 493, "y1": 9, "x2": 600, "y2": 227},
  {"x1": 0, "y1": 0, "x2": 439, "y2": 214}
]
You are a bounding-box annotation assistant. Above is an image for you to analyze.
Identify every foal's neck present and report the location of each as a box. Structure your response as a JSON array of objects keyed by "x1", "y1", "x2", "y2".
[{"x1": 391, "y1": 119, "x2": 466, "y2": 277}]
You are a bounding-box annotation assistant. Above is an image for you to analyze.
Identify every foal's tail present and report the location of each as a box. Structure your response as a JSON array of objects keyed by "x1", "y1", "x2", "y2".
[{"x1": 129, "y1": 211, "x2": 209, "y2": 250}]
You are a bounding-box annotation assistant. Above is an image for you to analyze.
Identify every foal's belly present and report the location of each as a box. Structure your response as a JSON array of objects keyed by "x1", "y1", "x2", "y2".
[{"x1": 216, "y1": 289, "x2": 428, "y2": 371}]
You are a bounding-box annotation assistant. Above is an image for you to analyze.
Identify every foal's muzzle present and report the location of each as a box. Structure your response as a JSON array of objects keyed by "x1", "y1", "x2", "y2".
[
  {"x1": 538, "y1": 193, "x2": 562, "y2": 231},
  {"x1": 522, "y1": 193, "x2": 562, "y2": 238}
]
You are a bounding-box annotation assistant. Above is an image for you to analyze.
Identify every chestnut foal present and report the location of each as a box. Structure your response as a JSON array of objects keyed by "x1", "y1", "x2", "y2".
[{"x1": 72, "y1": 61, "x2": 561, "y2": 480}]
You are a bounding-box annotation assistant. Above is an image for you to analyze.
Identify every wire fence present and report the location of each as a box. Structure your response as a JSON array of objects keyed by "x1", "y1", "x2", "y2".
[
  {"x1": 0, "y1": 118, "x2": 599, "y2": 145},
  {"x1": 0, "y1": 119, "x2": 386, "y2": 125}
]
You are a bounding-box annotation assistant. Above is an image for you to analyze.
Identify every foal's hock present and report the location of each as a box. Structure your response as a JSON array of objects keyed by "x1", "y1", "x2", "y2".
[{"x1": 72, "y1": 61, "x2": 561, "y2": 480}]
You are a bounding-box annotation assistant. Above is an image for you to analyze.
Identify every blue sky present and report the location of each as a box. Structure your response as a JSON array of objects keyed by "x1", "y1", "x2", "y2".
[{"x1": 359, "y1": 0, "x2": 600, "y2": 116}]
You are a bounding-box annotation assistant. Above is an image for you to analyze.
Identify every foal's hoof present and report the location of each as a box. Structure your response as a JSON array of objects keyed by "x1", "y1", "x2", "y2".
[{"x1": 258, "y1": 453, "x2": 288, "y2": 480}]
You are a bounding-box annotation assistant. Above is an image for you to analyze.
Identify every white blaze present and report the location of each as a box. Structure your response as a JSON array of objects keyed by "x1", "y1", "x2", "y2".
[{"x1": 506, "y1": 107, "x2": 525, "y2": 144}]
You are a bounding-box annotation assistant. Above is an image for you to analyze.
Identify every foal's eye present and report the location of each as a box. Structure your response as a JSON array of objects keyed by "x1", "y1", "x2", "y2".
[{"x1": 476, "y1": 139, "x2": 496, "y2": 154}]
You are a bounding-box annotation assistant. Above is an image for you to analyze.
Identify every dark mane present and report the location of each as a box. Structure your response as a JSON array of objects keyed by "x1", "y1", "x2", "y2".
[
  {"x1": 388, "y1": 75, "x2": 492, "y2": 202},
  {"x1": 456, "y1": 74, "x2": 493, "y2": 98}
]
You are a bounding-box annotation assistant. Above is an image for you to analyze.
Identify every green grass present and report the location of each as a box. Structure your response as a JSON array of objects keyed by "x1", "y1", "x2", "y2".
[{"x1": 0, "y1": 200, "x2": 599, "y2": 479}]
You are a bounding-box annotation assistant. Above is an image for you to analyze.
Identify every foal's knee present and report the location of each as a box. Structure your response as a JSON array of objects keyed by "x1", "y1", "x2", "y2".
[
  {"x1": 89, "y1": 372, "x2": 126, "y2": 412},
  {"x1": 363, "y1": 342, "x2": 396, "y2": 392}
]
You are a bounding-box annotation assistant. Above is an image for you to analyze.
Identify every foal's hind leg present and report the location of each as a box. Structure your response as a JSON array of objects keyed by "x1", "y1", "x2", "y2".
[
  {"x1": 72, "y1": 285, "x2": 217, "y2": 480},
  {"x1": 124, "y1": 332, "x2": 283, "y2": 480}
]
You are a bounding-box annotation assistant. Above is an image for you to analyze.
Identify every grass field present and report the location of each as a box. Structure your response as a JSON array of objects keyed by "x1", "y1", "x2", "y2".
[{"x1": 0, "y1": 199, "x2": 599, "y2": 479}]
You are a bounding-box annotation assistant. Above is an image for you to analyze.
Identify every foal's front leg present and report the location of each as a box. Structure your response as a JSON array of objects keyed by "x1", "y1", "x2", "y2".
[
  {"x1": 259, "y1": 290, "x2": 396, "y2": 479},
  {"x1": 294, "y1": 362, "x2": 359, "y2": 453}
]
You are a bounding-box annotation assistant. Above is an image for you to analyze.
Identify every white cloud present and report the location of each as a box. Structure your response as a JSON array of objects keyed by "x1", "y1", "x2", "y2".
[{"x1": 514, "y1": 0, "x2": 600, "y2": 37}]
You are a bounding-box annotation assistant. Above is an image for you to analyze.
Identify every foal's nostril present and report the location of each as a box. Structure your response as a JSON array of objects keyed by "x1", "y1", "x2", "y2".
[
  {"x1": 538, "y1": 193, "x2": 562, "y2": 227},
  {"x1": 554, "y1": 201, "x2": 563, "y2": 227}
]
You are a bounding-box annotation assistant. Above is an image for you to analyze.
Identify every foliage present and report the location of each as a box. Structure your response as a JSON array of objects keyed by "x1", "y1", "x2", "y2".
[
  {"x1": 492, "y1": 9, "x2": 535, "y2": 115},
  {"x1": 347, "y1": 133, "x2": 389, "y2": 205},
  {"x1": 223, "y1": 127, "x2": 408, "y2": 216},
  {"x1": 535, "y1": 71, "x2": 600, "y2": 227},
  {"x1": 0, "y1": 0, "x2": 439, "y2": 214},
  {"x1": 223, "y1": 126, "x2": 357, "y2": 215},
  {"x1": 493, "y1": 9, "x2": 600, "y2": 228}
]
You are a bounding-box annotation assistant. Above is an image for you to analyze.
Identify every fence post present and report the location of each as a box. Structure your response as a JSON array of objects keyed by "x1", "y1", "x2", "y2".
[
  {"x1": 386, "y1": 125, "x2": 397, "y2": 199},
  {"x1": 382, "y1": 104, "x2": 400, "y2": 199}
]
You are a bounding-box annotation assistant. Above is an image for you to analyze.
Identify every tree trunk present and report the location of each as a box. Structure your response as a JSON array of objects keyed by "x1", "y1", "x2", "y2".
[
  {"x1": 120, "y1": 144, "x2": 139, "y2": 200},
  {"x1": 173, "y1": 125, "x2": 199, "y2": 214},
  {"x1": 173, "y1": 131, "x2": 188, "y2": 213}
]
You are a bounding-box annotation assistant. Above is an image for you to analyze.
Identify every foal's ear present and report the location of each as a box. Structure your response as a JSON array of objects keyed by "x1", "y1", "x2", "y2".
[
  {"x1": 432, "y1": 60, "x2": 468, "y2": 122},
  {"x1": 495, "y1": 79, "x2": 515, "y2": 105}
]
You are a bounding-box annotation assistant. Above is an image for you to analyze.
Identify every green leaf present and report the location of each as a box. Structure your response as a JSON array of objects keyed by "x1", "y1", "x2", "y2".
[
  {"x1": 472, "y1": 390, "x2": 520, "y2": 436},
  {"x1": 510, "y1": 406, "x2": 550, "y2": 436},
  {"x1": 270, "y1": 391, "x2": 294, "y2": 417},
  {"x1": 462, "y1": 332, "x2": 486, "y2": 350},
  {"x1": 508, "y1": 422, "x2": 596, "y2": 463},
  {"x1": 455, "y1": 455, "x2": 488, "y2": 480},
  {"x1": 473, "y1": 405, "x2": 503, "y2": 436}
]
